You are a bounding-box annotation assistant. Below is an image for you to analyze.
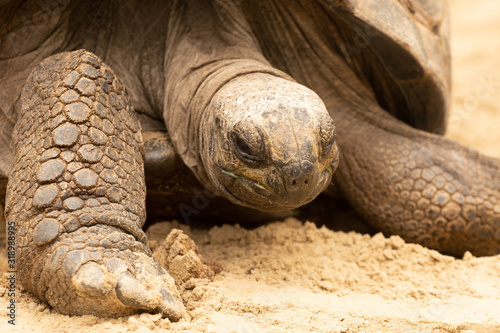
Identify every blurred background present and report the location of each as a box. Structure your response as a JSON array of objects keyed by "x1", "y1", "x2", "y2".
[{"x1": 448, "y1": 0, "x2": 500, "y2": 157}]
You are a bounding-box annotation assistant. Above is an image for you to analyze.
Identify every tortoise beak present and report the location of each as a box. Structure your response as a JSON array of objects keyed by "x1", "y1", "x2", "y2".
[
  {"x1": 275, "y1": 159, "x2": 335, "y2": 208},
  {"x1": 215, "y1": 158, "x2": 336, "y2": 212}
]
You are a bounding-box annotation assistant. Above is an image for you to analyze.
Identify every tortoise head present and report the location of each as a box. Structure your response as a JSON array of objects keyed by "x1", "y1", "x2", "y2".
[{"x1": 200, "y1": 73, "x2": 339, "y2": 212}]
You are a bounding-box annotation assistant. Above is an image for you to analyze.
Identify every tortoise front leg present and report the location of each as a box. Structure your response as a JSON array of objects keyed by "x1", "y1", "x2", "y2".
[{"x1": 5, "y1": 50, "x2": 185, "y2": 319}]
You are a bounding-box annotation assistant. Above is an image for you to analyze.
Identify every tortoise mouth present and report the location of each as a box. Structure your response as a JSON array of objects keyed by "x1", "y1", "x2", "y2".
[{"x1": 215, "y1": 165, "x2": 333, "y2": 212}]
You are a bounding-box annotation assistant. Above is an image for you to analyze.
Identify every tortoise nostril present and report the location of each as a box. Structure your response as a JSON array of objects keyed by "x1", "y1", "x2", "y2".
[
  {"x1": 283, "y1": 160, "x2": 316, "y2": 191},
  {"x1": 289, "y1": 177, "x2": 310, "y2": 188}
]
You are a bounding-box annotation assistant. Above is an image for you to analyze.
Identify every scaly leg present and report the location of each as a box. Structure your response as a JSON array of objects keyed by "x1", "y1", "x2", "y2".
[{"x1": 5, "y1": 50, "x2": 185, "y2": 319}]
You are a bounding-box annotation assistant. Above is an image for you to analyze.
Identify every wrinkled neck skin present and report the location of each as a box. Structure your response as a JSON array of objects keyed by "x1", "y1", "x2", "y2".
[
  {"x1": 161, "y1": 0, "x2": 277, "y2": 173},
  {"x1": 163, "y1": 0, "x2": 339, "y2": 212}
]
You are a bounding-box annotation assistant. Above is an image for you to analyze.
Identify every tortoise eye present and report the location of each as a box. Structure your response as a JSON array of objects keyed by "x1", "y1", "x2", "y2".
[
  {"x1": 236, "y1": 136, "x2": 254, "y2": 157},
  {"x1": 231, "y1": 122, "x2": 266, "y2": 166},
  {"x1": 319, "y1": 117, "x2": 335, "y2": 156}
]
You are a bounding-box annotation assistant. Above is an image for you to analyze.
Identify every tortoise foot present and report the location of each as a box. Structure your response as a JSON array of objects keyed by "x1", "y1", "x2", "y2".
[
  {"x1": 5, "y1": 50, "x2": 185, "y2": 319},
  {"x1": 36, "y1": 224, "x2": 185, "y2": 319}
]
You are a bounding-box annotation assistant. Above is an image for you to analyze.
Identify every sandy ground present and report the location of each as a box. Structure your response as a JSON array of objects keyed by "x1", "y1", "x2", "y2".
[{"x1": 2, "y1": 0, "x2": 500, "y2": 332}]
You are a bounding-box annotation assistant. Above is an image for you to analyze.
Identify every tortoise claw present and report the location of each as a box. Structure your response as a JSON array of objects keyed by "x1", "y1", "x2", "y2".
[
  {"x1": 155, "y1": 287, "x2": 184, "y2": 321},
  {"x1": 116, "y1": 271, "x2": 160, "y2": 311},
  {"x1": 72, "y1": 262, "x2": 110, "y2": 296}
]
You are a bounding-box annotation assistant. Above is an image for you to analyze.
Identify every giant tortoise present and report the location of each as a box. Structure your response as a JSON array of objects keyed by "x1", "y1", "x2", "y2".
[{"x1": 1, "y1": 0, "x2": 499, "y2": 321}]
